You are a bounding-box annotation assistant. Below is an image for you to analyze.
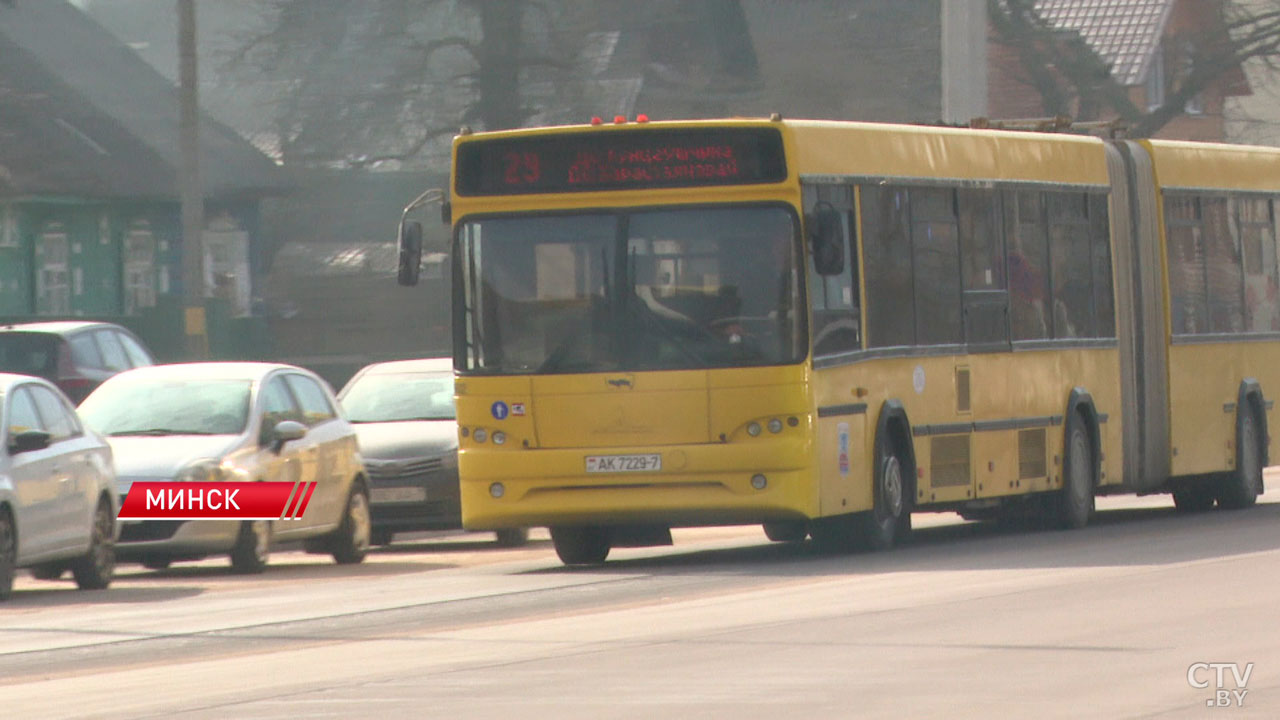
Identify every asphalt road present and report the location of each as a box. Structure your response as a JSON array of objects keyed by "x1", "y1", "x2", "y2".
[{"x1": 3, "y1": 471, "x2": 1278, "y2": 719}]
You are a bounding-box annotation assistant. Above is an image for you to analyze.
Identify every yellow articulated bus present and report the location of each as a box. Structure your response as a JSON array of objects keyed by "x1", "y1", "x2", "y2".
[{"x1": 396, "y1": 117, "x2": 1279, "y2": 566}]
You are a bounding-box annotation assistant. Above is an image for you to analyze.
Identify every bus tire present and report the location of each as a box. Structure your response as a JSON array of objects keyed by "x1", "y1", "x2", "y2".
[
  {"x1": 853, "y1": 431, "x2": 911, "y2": 551},
  {"x1": 763, "y1": 521, "x2": 808, "y2": 543},
  {"x1": 1172, "y1": 480, "x2": 1216, "y2": 512},
  {"x1": 1218, "y1": 408, "x2": 1263, "y2": 510},
  {"x1": 1054, "y1": 412, "x2": 1095, "y2": 530},
  {"x1": 551, "y1": 526, "x2": 610, "y2": 565}
]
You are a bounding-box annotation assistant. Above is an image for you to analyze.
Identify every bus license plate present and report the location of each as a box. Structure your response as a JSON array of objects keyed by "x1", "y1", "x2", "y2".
[{"x1": 585, "y1": 454, "x2": 662, "y2": 473}]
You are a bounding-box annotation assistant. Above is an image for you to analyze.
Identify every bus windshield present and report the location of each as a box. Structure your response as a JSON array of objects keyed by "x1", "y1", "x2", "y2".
[{"x1": 456, "y1": 206, "x2": 804, "y2": 374}]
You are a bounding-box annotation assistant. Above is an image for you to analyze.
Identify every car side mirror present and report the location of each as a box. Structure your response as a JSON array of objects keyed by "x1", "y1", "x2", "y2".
[
  {"x1": 8, "y1": 429, "x2": 52, "y2": 455},
  {"x1": 271, "y1": 420, "x2": 307, "y2": 453},
  {"x1": 397, "y1": 220, "x2": 424, "y2": 287},
  {"x1": 807, "y1": 203, "x2": 845, "y2": 276}
]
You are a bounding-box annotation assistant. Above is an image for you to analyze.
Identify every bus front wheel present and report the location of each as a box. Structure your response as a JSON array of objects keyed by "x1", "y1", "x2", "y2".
[
  {"x1": 551, "y1": 526, "x2": 610, "y2": 566},
  {"x1": 853, "y1": 432, "x2": 912, "y2": 551}
]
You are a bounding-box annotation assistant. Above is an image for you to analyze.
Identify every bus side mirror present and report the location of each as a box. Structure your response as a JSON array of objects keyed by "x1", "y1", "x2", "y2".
[
  {"x1": 807, "y1": 204, "x2": 844, "y2": 276},
  {"x1": 398, "y1": 220, "x2": 424, "y2": 286}
]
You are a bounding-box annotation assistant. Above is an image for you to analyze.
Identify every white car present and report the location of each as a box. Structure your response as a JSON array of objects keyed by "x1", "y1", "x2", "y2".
[
  {"x1": 0, "y1": 373, "x2": 117, "y2": 601},
  {"x1": 77, "y1": 362, "x2": 371, "y2": 573}
]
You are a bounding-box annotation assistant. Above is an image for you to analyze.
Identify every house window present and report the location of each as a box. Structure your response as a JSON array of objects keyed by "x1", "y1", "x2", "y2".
[
  {"x1": 36, "y1": 225, "x2": 71, "y2": 316},
  {"x1": 124, "y1": 222, "x2": 157, "y2": 315},
  {"x1": 1145, "y1": 47, "x2": 1165, "y2": 110},
  {"x1": 0, "y1": 206, "x2": 16, "y2": 248}
]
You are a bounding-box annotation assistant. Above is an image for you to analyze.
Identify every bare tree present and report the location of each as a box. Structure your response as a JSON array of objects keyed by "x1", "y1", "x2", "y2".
[
  {"x1": 226, "y1": 0, "x2": 594, "y2": 168},
  {"x1": 988, "y1": 0, "x2": 1280, "y2": 137}
]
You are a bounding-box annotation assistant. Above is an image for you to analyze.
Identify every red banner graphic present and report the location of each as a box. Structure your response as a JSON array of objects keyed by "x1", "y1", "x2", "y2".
[{"x1": 118, "y1": 481, "x2": 317, "y2": 520}]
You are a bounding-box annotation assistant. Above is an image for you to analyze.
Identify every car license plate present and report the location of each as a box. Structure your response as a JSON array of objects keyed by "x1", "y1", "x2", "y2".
[
  {"x1": 585, "y1": 454, "x2": 661, "y2": 473},
  {"x1": 370, "y1": 487, "x2": 427, "y2": 504}
]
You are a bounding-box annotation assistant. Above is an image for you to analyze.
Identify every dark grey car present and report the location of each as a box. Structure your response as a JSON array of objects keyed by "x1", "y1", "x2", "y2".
[{"x1": 339, "y1": 358, "x2": 527, "y2": 547}]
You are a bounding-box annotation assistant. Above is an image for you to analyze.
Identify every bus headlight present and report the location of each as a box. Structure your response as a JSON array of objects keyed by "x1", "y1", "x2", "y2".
[
  {"x1": 492, "y1": 431, "x2": 506, "y2": 445},
  {"x1": 489, "y1": 482, "x2": 505, "y2": 498},
  {"x1": 747, "y1": 422, "x2": 762, "y2": 437},
  {"x1": 474, "y1": 428, "x2": 488, "y2": 443},
  {"x1": 767, "y1": 418, "x2": 783, "y2": 434},
  {"x1": 751, "y1": 474, "x2": 768, "y2": 490}
]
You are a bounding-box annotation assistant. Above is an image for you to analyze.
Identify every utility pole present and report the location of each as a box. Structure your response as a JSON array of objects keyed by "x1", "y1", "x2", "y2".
[{"x1": 178, "y1": 0, "x2": 207, "y2": 358}]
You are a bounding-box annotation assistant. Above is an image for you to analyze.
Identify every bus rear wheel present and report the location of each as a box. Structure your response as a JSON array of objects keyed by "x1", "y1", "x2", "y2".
[
  {"x1": 551, "y1": 526, "x2": 610, "y2": 566},
  {"x1": 1052, "y1": 413, "x2": 1095, "y2": 530},
  {"x1": 1172, "y1": 480, "x2": 1216, "y2": 512},
  {"x1": 1218, "y1": 409, "x2": 1263, "y2": 510},
  {"x1": 763, "y1": 521, "x2": 808, "y2": 543}
]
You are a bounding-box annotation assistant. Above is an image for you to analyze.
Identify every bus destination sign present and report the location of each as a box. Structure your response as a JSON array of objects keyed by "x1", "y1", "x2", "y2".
[{"x1": 455, "y1": 127, "x2": 786, "y2": 196}]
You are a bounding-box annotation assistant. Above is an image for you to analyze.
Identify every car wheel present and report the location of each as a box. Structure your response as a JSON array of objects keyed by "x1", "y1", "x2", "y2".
[
  {"x1": 762, "y1": 521, "x2": 808, "y2": 543},
  {"x1": 330, "y1": 486, "x2": 371, "y2": 564},
  {"x1": 30, "y1": 563, "x2": 66, "y2": 580},
  {"x1": 230, "y1": 520, "x2": 271, "y2": 574},
  {"x1": 370, "y1": 528, "x2": 395, "y2": 547},
  {"x1": 550, "y1": 526, "x2": 610, "y2": 566},
  {"x1": 494, "y1": 528, "x2": 529, "y2": 548},
  {"x1": 1218, "y1": 409, "x2": 1263, "y2": 510},
  {"x1": 71, "y1": 500, "x2": 115, "y2": 591},
  {"x1": 0, "y1": 509, "x2": 14, "y2": 601}
]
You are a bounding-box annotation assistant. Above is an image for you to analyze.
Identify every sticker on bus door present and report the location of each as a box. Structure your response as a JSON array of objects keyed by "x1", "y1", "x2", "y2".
[{"x1": 838, "y1": 422, "x2": 850, "y2": 476}]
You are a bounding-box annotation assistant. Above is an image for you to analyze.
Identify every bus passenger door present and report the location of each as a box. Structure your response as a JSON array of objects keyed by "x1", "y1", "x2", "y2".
[
  {"x1": 802, "y1": 182, "x2": 868, "y2": 515},
  {"x1": 958, "y1": 189, "x2": 1009, "y2": 502}
]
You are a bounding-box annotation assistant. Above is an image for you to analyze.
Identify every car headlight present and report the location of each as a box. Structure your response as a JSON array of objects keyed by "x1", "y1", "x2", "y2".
[{"x1": 175, "y1": 458, "x2": 228, "y2": 483}]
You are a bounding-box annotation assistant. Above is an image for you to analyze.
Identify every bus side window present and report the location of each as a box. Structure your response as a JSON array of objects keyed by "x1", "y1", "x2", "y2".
[
  {"x1": 1047, "y1": 191, "x2": 1094, "y2": 339},
  {"x1": 862, "y1": 185, "x2": 915, "y2": 348},
  {"x1": 958, "y1": 188, "x2": 1009, "y2": 349},
  {"x1": 803, "y1": 183, "x2": 860, "y2": 356},
  {"x1": 910, "y1": 188, "x2": 962, "y2": 345},
  {"x1": 1165, "y1": 195, "x2": 1208, "y2": 335},
  {"x1": 1238, "y1": 196, "x2": 1280, "y2": 332},
  {"x1": 1005, "y1": 190, "x2": 1051, "y2": 341}
]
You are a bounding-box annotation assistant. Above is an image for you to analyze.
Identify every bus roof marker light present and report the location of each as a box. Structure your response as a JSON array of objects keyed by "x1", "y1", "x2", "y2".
[
  {"x1": 591, "y1": 116, "x2": 603, "y2": 125},
  {"x1": 636, "y1": 114, "x2": 649, "y2": 123},
  {"x1": 751, "y1": 474, "x2": 767, "y2": 490},
  {"x1": 614, "y1": 115, "x2": 626, "y2": 124}
]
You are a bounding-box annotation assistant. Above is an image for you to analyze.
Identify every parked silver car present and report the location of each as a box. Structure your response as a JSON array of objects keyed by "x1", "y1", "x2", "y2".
[
  {"x1": 0, "y1": 373, "x2": 117, "y2": 600},
  {"x1": 77, "y1": 362, "x2": 371, "y2": 573},
  {"x1": 339, "y1": 358, "x2": 528, "y2": 547}
]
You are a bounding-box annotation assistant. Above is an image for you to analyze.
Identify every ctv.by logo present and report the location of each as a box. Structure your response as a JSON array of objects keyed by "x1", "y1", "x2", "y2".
[{"x1": 1188, "y1": 662, "x2": 1253, "y2": 708}]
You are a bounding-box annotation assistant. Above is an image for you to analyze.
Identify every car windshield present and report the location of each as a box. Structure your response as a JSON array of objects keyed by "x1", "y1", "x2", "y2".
[
  {"x1": 340, "y1": 372, "x2": 455, "y2": 423},
  {"x1": 455, "y1": 206, "x2": 805, "y2": 375},
  {"x1": 79, "y1": 378, "x2": 252, "y2": 436},
  {"x1": 0, "y1": 333, "x2": 59, "y2": 378}
]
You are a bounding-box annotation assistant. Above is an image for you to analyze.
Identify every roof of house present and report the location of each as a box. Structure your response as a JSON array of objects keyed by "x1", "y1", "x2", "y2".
[
  {"x1": 1035, "y1": 0, "x2": 1174, "y2": 86},
  {"x1": 0, "y1": 0, "x2": 283, "y2": 200}
]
